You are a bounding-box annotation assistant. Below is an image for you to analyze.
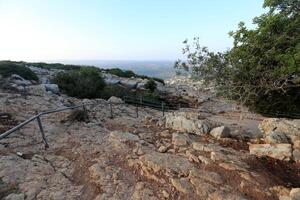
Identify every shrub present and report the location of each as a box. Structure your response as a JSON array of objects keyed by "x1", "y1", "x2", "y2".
[
  {"x1": 105, "y1": 68, "x2": 165, "y2": 84},
  {"x1": 145, "y1": 79, "x2": 157, "y2": 92},
  {"x1": 105, "y1": 68, "x2": 136, "y2": 78},
  {"x1": 0, "y1": 61, "x2": 38, "y2": 81},
  {"x1": 52, "y1": 67, "x2": 105, "y2": 98}
]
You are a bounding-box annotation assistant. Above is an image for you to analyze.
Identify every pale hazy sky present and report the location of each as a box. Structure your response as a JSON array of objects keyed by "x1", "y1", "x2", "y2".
[{"x1": 0, "y1": 0, "x2": 265, "y2": 61}]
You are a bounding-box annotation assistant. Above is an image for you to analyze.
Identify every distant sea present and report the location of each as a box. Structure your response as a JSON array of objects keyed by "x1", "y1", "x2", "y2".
[{"x1": 52, "y1": 60, "x2": 176, "y2": 80}]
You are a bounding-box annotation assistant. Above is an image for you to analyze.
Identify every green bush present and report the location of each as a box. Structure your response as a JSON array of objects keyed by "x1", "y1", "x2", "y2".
[
  {"x1": 176, "y1": 0, "x2": 300, "y2": 116},
  {"x1": 105, "y1": 68, "x2": 136, "y2": 78},
  {"x1": 105, "y1": 68, "x2": 165, "y2": 84},
  {"x1": 145, "y1": 79, "x2": 157, "y2": 92},
  {"x1": 52, "y1": 67, "x2": 105, "y2": 98},
  {"x1": 0, "y1": 61, "x2": 38, "y2": 81}
]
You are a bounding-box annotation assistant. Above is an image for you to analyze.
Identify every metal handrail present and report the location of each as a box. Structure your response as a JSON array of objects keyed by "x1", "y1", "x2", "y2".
[
  {"x1": 0, "y1": 101, "x2": 117, "y2": 148},
  {"x1": 0, "y1": 97, "x2": 177, "y2": 148}
]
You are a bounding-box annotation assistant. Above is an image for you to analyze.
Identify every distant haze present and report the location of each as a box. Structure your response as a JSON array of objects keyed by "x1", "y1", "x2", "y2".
[{"x1": 53, "y1": 60, "x2": 176, "y2": 79}]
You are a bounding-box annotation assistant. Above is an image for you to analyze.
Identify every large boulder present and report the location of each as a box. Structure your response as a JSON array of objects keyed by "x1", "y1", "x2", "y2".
[
  {"x1": 27, "y1": 85, "x2": 47, "y2": 96},
  {"x1": 43, "y1": 84, "x2": 60, "y2": 94},
  {"x1": 210, "y1": 126, "x2": 230, "y2": 139},
  {"x1": 120, "y1": 79, "x2": 139, "y2": 89},
  {"x1": 165, "y1": 111, "x2": 210, "y2": 135},
  {"x1": 249, "y1": 143, "x2": 292, "y2": 161},
  {"x1": 108, "y1": 96, "x2": 124, "y2": 104},
  {"x1": 265, "y1": 131, "x2": 289, "y2": 144},
  {"x1": 259, "y1": 118, "x2": 300, "y2": 144}
]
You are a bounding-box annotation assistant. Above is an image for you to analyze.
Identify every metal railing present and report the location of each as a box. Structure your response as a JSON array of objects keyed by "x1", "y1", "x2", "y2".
[{"x1": 0, "y1": 97, "x2": 181, "y2": 148}]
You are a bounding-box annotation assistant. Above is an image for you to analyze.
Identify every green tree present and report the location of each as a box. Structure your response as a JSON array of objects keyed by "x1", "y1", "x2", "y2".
[{"x1": 176, "y1": 0, "x2": 300, "y2": 115}]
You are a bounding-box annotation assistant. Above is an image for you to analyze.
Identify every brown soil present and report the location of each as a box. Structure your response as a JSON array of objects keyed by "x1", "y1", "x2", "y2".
[{"x1": 246, "y1": 156, "x2": 300, "y2": 188}]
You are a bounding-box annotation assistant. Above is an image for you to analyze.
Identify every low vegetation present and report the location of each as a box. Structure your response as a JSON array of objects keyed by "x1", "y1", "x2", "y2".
[
  {"x1": 176, "y1": 0, "x2": 300, "y2": 116},
  {"x1": 104, "y1": 68, "x2": 164, "y2": 84},
  {"x1": 144, "y1": 79, "x2": 157, "y2": 92},
  {"x1": 52, "y1": 67, "x2": 105, "y2": 98},
  {"x1": 0, "y1": 61, "x2": 38, "y2": 81}
]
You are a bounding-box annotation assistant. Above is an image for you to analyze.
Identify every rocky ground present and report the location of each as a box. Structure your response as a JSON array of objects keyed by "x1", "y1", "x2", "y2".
[{"x1": 0, "y1": 76, "x2": 300, "y2": 200}]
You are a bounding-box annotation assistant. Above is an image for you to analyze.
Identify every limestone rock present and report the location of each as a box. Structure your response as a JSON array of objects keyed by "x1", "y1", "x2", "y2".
[
  {"x1": 139, "y1": 151, "x2": 194, "y2": 175},
  {"x1": 43, "y1": 84, "x2": 60, "y2": 94},
  {"x1": 265, "y1": 131, "x2": 289, "y2": 144},
  {"x1": 4, "y1": 193, "x2": 25, "y2": 200},
  {"x1": 249, "y1": 143, "x2": 292, "y2": 161},
  {"x1": 109, "y1": 131, "x2": 139, "y2": 151},
  {"x1": 166, "y1": 111, "x2": 210, "y2": 135},
  {"x1": 108, "y1": 96, "x2": 124, "y2": 104},
  {"x1": 170, "y1": 178, "x2": 193, "y2": 194},
  {"x1": 290, "y1": 188, "x2": 300, "y2": 200},
  {"x1": 293, "y1": 149, "x2": 300, "y2": 163},
  {"x1": 259, "y1": 118, "x2": 300, "y2": 144},
  {"x1": 210, "y1": 126, "x2": 230, "y2": 139},
  {"x1": 157, "y1": 145, "x2": 168, "y2": 153},
  {"x1": 131, "y1": 182, "x2": 158, "y2": 200},
  {"x1": 172, "y1": 133, "x2": 190, "y2": 147}
]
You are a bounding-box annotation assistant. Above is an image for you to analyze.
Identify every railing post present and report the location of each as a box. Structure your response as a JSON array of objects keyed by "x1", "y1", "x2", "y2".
[
  {"x1": 109, "y1": 103, "x2": 113, "y2": 119},
  {"x1": 136, "y1": 104, "x2": 139, "y2": 118},
  {"x1": 178, "y1": 103, "x2": 181, "y2": 110},
  {"x1": 82, "y1": 104, "x2": 88, "y2": 122},
  {"x1": 162, "y1": 102, "x2": 165, "y2": 117},
  {"x1": 35, "y1": 112, "x2": 49, "y2": 149}
]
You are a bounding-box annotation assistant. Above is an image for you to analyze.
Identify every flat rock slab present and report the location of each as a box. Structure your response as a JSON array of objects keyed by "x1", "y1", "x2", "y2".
[
  {"x1": 249, "y1": 143, "x2": 292, "y2": 161},
  {"x1": 139, "y1": 151, "x2": 194, "y2": 175}
]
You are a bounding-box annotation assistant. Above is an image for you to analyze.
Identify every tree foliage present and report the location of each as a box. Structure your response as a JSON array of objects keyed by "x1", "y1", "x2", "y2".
[
  {"x1": 175, "y1": 0, "x2": 300, "y2": 115},
  {"x1": 52, "y1": 67, "x2": 105, "y2": 98}
]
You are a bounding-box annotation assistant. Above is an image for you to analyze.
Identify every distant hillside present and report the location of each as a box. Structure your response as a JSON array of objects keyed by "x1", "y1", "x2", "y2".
[{"x1": 45, "y1": 60, "x2": 176, "y2": 79}]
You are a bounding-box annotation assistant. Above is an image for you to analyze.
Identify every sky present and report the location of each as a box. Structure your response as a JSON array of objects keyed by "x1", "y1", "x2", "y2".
[{"x1": 0, "y1": 0, "x2": 265, "y2": 61}]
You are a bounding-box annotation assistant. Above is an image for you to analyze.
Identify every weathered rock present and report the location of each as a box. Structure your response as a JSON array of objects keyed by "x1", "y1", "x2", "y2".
[
  {"x1": 4, "y1": 193, "x2": 25, "y2": 200},
  {"x1": 265, "y1": 131, "x2": 289, "y2": 144},
  {"x1": 157, "y1": 145, "x2": 168, "y2": 153},
  {"x1": 108, "y1": 96, "x2": 124, "y2": 104},
  {"x1": 120, "y1": 79, "x2": 139, "y2": 89},
  {"x1": 259, "y1": 118, "x2": 300, "y2": 144},
  {"x1": 131, "y1": 182, "x2": 158, "y2": 200},
  {"x1": 197, "y1": 155, "x2": 211, "y2": 165},
  {"x1": 138, "y1": 151, "x2": 194, "y2": 175},
  {"x1": 249, "y1": 143, "x2": 292, "y2": 161},
  {"x1": 172, "y1": 133, "x2": 190, "y2": 147},
  {"x1": 28, "y1": 85, "x2": 48, "y2": 96},
  {"x1": 210, "y1": 126, "x2": 230, "y2": 139},
  {"x1": 43, "y1": 84, "x2": 60, "y2": 94},
  {"x1": 166, "y1": 111, "x2": 210, "y2": 135},
  {"x1": 293, "y1": 149, "x2": 300, "y2": 163},
  {"x1": 290, "y1": 188, "x2": 300, "y2": 200},
  {"x1": 294, "y1": 140, "x2": 300, "y2": 149},
  {"x1": 170, "y1": 178, "x2": 193, "y2": 194},
  {"x1": 109, "y1": 131, "x2": 139, "y2": 151}
]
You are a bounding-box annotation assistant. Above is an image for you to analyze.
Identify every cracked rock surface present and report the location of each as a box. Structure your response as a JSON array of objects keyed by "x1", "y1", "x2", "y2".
[{"x1": 0, "y1": 79, "x2": 300, "y2": 200}]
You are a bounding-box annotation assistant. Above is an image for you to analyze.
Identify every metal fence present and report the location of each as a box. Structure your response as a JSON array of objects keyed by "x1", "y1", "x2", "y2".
[{"x1": 0, "y1": 96, "x2": 180, "y2": 148}]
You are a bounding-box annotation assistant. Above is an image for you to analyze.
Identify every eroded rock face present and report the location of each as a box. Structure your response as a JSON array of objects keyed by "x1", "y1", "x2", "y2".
[
  {"x1": 165, "y1": 111, "x2": 210, "y2": 135},
  {"x1": 249, "y1": 144, "x2": 292, "y2": 161},
  {"x1": 0, "y1": 87, "x2": 298, "y2": 200},
  {"x1": 210, "y1": 126, "x2": 230, "y2": 139},
  {"x1": 265, "y1": 131, "x2": 289, "y2": 144},
  {"x1": 259, "y1": 118, "x2": 300, "y2": 144}
]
